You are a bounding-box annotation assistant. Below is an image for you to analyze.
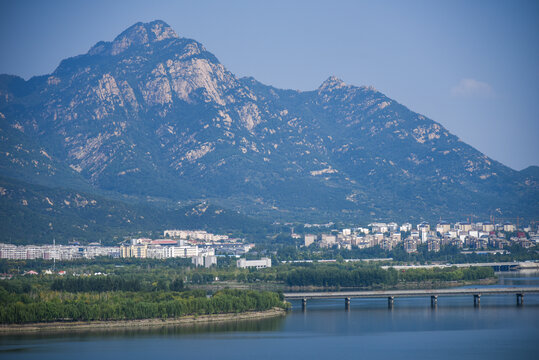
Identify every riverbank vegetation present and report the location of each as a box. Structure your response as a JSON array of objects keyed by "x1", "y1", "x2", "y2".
[
  {"x1": 0, "y1": 282, "x2": 286, "y2": 324},
  {"x1": 0, "y1": 256, "x2": 499, "y2": 324},
  {"x1": 282, "y1": 265, "x2": 494, "y2": 287}
]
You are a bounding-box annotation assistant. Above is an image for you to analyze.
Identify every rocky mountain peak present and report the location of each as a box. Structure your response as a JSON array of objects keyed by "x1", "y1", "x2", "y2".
[
  {"x1": 146, "y1": 20, "x2": 178, "y2": 41},
  {"x1": 318, "y1": 76, "x2": 347, "y2": 92},
  {"x1": 88, "y1": 20, "x2": 179, "y2": 56},
  {"x1": 0, "y1": 21, "x2": 536, "y2": 224}
]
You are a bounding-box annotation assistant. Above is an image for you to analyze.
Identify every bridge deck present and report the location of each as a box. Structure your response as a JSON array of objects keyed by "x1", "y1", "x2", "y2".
[{"x1": 284, "y1": 287, "x2": 539, "y2": 300}]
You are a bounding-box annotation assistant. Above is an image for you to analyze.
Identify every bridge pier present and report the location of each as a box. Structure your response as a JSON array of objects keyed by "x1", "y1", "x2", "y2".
[
  {"x1": 302, "y1": 298, "x2": 307, "y2": 311},
  {"x1": 284, "y1": 287, "x2": 537, "y2": 310},
  {"x1": 345, "y1": 297, "x2": 351, "y2": 310},
  {"x1": 516, "y1": 293, "x2": 524, "y2": 306}
]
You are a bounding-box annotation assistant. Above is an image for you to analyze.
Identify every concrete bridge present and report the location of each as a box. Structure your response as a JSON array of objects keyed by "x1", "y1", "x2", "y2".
[{"x1": 283, "y1": 287, "x2": 539, "y2": 309}]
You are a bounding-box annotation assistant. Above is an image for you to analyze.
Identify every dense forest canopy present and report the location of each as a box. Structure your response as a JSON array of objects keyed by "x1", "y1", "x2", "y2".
[{"x1": 0, "y1": 282, "x2": 286, "y2": 324}]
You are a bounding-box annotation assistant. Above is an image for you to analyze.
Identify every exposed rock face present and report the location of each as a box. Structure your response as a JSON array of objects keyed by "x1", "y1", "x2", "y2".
[
  {"x1": 165, "y1": 58, "x2": 233, "y2": 106},
  {"x1": 89, "y1": 20, "x2": 179, "y2": 56},
  {"x1": 0, "y1": 20, "x2": 536, "y2": 222},
  {"x1": 237, "y1": 102, "x2": 262, "y2": 131},
  {"x1": 318, "y1": 76, "x2": 347, "y2": 92}
]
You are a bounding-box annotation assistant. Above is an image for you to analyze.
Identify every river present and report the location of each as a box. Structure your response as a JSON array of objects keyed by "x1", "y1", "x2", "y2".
[{"x1": 1, "y1": 271, "x2": 538, "y2": 359}]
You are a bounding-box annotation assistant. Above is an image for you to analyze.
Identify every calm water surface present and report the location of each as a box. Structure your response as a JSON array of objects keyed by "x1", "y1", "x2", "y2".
[{"x1": 1, "y1": 272, "x2": 538, "y2": 360}]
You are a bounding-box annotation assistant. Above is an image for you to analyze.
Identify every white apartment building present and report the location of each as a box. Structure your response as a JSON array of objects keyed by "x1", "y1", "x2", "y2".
[
  {"x1": 192, "y1": 255, "x2": 218, "y2": 268},
  {"x1": 400, "y1": 223, "x2": 413, "y2": 232},
  {"x1": 161, "y1": 245, "x2": 199, "y2": 258},
  {"x1": 237, "y1": 258, "x2": 272, "y2": 269},
  {"x1": 163, "y1": 229, "x2": 229, "y2": 242}
]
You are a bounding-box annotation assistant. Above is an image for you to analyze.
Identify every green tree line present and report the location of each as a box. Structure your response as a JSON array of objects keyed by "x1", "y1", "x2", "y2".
[
  {"x1": 49, "y1": 275, "x2": 184, "y2": 292},
  {"x1": 284, "y1": 265, "x2": 494, "y2": 287},
  {"x1": 51, "y1": 276, "x2": 144, "y2": 292},
  {"x1": 0, "y1": 287, "x2": 286, "y2": 324}
]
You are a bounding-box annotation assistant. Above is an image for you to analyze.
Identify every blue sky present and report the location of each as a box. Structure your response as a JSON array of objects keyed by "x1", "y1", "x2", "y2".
[{"x1": 1, "y1": 0, "x2": 537, "y2": 170}]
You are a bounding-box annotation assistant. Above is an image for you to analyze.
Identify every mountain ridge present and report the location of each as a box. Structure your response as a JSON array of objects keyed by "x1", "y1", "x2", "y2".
[{"x1": 0, "y1": 20, "x2": 536, "y2": 229}]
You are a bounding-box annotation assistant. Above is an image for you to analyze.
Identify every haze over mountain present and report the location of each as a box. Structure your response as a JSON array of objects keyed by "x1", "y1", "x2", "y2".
[{"x1": 0, "y1": 20, "x2": 536, "y2": 242}]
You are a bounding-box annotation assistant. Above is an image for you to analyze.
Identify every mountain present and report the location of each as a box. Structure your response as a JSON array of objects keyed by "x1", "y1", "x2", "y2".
[{"x1": 0, "y1": 20, "x2": 537, "y2": 233}]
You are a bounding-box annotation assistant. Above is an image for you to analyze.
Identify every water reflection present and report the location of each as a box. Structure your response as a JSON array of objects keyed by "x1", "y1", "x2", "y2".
[
  {"x1": 0, "y1": 271, "x2": 537, "y2": 360},
  {"x1": 1, "y1": 316, "x2": 286, "y2": 342}
]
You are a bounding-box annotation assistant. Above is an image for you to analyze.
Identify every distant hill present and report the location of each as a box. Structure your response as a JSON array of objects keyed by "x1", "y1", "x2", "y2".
[
  {"x1": 0, "y1": 176, "x2": 268, "y2": 245},
  {"x1": 0, "y1": 20, "x2": 536, "y2": 237},
  {"x1": 519, "y1": 165, "x2": 539, "y2": 180}
]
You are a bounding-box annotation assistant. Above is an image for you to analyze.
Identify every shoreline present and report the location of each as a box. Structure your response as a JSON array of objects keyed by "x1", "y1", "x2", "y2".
[{"x1": 0, "y1": 308, "x2": 287, "y2": 335}]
